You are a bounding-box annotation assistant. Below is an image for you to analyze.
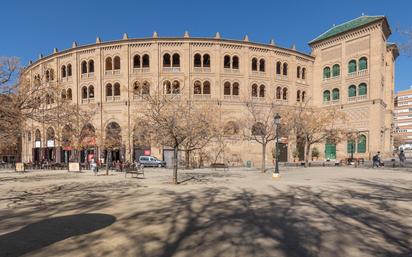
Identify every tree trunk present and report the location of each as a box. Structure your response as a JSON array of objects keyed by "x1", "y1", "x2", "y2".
[
  {"x1": 173, "y1": 146, "x2": 178, "y2": 184},
  {"x1": 304, "y1": 142, "x2": 311, "y2": 168},
  {"x1": 77, "y1": 150, "x2": 82, "y2": 171},
  {"x1": 106, "y1": 150, "x2": 110, "y2": 175},
  {"x1": 185, "y1": 150, "x2": 191, "y2": 169},
  {"x1": 261, "y1": 143, "x2": 266, "y2": 172}
]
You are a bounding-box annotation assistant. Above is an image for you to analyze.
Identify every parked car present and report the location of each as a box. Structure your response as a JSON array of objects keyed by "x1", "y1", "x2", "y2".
[{"x1": 138, "y1": 156, "x2": 166, "y2": 167}]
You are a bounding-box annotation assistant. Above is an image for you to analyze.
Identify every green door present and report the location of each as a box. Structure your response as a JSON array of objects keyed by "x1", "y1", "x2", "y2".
[{"x1": 325, "y1": 143, "x2": 336, "y2": 160}]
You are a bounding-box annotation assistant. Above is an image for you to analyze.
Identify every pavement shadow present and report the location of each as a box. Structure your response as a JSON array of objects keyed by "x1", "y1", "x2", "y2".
[{"x1": 0, "y1": 213, "x2": 116, "y2": 257}]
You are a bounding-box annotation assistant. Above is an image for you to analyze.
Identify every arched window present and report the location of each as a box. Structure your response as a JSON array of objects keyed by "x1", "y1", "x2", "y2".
[
  {"x1": 347, "y1": 139, "x2": 356, "y2": 154},
  {"x1": 348, "y1": 85, "x2": 357, "y2": 97},
  {"x1": 114, "y1": 83, "x2": 121, "y2": 96},
  {"x1": 232, "y1": 56, "x2": 239, "y2": 69},
  {"x1": 282, "y1": 63, "x2": 288, "y2": 76},
  {"x1": 323, "y1": 67, "x2": 331, "y2": 79},
  {"x1": 194, "y1": 81, "x2": 202, "y2": 94},
  {"x1": 203, "y1": 54, "x2": 210, "y2": 67},
  {"x1": 232, "y1": 82, "x2": 239, "y2": 95},
  {"x1": 114, "y1": 56, "x2": 121, "y2": 70},
  {"x1": 105, "y1": 57, "x2": 113, "y2": 71},
  {"x1": 172, "y1": 53, "x2": 180, "y2": 67},
  {"x1": 45, "y1": 70, "x2": 50, "y2": 82},
  {"x1": 105, "y1": 122, "x2": 122, "y2": 147},
  {"x1": 142, "y1": 81, "x2": 150, "y2": 95},
  {"x1": 133, "y1": 82, "x2": 141, "y2": 95},
  {"x1": 259, "y1": 85, "x2": 265, "y2": 97},
  {"x1": 35, "y1": 129, "x2": 41, "y2": 142},
  {"x1": 203, "y1": 81, "x2": 211, "y2": 95},
  {"x1": 133, "y1": 55, "x2": 141, "y2": 68},
  {"x1": 332, "y1": 64, "x2": 340, "y2": 77},
  {"x1": 47, "y1": 127, "x2": 55, "y2": 142},
  {"x1": 67, "y1": 88, "x2": 72, "y2": 100},
  {"x1": 302, "y1": 91, "x2": 306, "y2": 102},
  {"x1": 224, "y1": 121, "x2": 239, "y2": 136},
  {"x1": 164, "y1": 80, "x2": 171, "y2": 94},
  {"x1": 224, "y1": 82, "x2": 231, "y2": 95},
  {"x1": 297, "y1": 90, "x2": 301, "y2": 102},
  {"x1": 302, "y1": 68, "x2": 306, "y2": 80},
  {"x1": 259, "y1": 59, "x2": 265, "y2": 72},
  {"x1": 106, "y1": 83, "x2": 113, "y2": 97},
  {"x1": 252, "y1": 122, "x2": 265, "y2": 136},
  {"x1": 82, "y1": 86, "x2": 88, "y2": 99},
  {"x1": 359, "y1": 57, "x2": 368, "y2": 70},
  {"x1": 142, "y1": 54, "x2": 150, "y2": 67},
  {"x1": 28, "y1": 131, "x2": 31, "y2": 141},
  {"x1": 61, "y1": 65, "x2": 66, "y2": 78},
  {"x1": 348, "y1": 60, "x2": 357, "y2": 73},
  {"x1": 88, "y1": 60, "x2": 94, "y2": 73},
  {"x1": 251, "y1": 84, "x2": 258, "y2": 97},
  {"x1": 251, "y1": 58, "x2": 258, "y2": 71},
  {"x1": 323, "y1": 90, "x2": 330, "y2": 102},
  {"x1": 276, "y1": 87, "x2": 282, "y2": 99},
  {"x1": 163, "y1": 54, "x2": 171, "y2": 67},
  {"x1": 357, "y1": 135, "x2": 367, "y2": 153},
  {"x1": 224, "y1": 55, "x2": 231, "y2": 68},
  {"x1": 332, "y1": 88, "x2": 340, "y2": 100},
  {"x1": 172, "y1": 80, "x2": 180, "y2": 94},
  {"x1": 358, "y1": 83, "x2": 367, "y2": 96},
  {"x1": 297, "y1": 66, "x2": 301, "y2": 78},
  {"x1": 276, "y1": 61, "x2": 281, "y2": 75},
  {"x1": 88, "y1": 85, "x2": 94, "y2": 98},
  {"x1": 67, "y1": 64, "x2": 72, "y2": 76},
  {"x1": 61, "y1": 89, "x2": 67, "y2": 99},
  {"x1": 282, "y1": 88, "x2": 288, "y2": 100},
  {"x1": 194, "y1": 54, "x2": 202, "y2": 67}
]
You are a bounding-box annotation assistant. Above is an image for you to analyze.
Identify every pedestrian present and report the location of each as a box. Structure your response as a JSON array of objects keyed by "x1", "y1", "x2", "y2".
[
  {"x1": 372, "y1": 151, "x2": 381, "y2": 168},
  {"x1": 399, "y1": 150, "x2": 406, "y2": 167},
  {"x1": 90, "y1": 159, "x2": 98, "y2": 175}
]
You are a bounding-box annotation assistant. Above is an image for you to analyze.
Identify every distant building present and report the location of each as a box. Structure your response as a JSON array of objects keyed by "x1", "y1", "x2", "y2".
[{"x1": 394, "y1": 86, "x2": 412, "y2": 149}]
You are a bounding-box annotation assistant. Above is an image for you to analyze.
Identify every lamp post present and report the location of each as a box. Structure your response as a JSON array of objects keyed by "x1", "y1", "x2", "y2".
[{"x1": 273, "y1": 113, "x2": 281, "y2": 178}]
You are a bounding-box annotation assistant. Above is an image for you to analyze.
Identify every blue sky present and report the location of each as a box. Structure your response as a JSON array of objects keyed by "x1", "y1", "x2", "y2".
[{"x1": 2, "y1": 0, "x2": 412, "y2": 92}]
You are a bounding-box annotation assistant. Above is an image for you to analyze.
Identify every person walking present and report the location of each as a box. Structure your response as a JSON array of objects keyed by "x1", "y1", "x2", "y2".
[
  {"x1": 372, "y1": 151, "x2": 381, "y2": 168},
  {"x1": 91, "y1": 159, "x2": 98, "y2": 175},
  {"x1": 399, "y1": 150, "x2": 406, "y2": 167}
]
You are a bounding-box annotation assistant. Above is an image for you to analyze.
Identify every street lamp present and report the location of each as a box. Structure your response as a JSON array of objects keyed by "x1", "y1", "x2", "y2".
[{"x1": 273, "y1": 113, "x2": 281, "y2": 178}]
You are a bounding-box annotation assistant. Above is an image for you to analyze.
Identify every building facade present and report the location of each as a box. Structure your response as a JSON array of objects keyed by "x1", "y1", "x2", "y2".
[
  {"x1": 394, "y1": 87, "x2": 412, "y2": 149},
  {"x1": 20, "y1": 15, "x2": 398, "y2": 166}
]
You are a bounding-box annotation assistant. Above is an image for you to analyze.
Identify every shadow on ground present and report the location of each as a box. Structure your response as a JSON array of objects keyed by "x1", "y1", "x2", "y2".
[{"x1": 0, "y1": 213, "x2": 116, "y2": 257}]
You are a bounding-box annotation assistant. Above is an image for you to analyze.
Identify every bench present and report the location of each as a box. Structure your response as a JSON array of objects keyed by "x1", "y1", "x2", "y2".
[
  {"x1": 210, "y1": 163, "x2": 228, "y2": 171},
  {"x1": 124, "y1": 165, "x2": 144, "y2": 178}
]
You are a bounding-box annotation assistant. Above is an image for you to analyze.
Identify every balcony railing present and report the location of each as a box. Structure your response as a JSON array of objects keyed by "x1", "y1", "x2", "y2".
[
  {"x1": 60, "y1": 76, "x2": 73, "y2": 82},
  {"x1": 348, "y1": 69, "x2": 368, "y2": 78},
  {"x1": 223, "y1": 95, "x2": 240, "y2": 100},
  {"x1": 193, "y1": 67, "x2": 211, "y2": 73},
  {"x1": 81, "y1": 73, "x2": 94, "y2": 79},
  {"x1": 162, "y1": 67, "x2": 181, "y2": 73},
  {"x1": 133, "y1": 67, "x2": 150, "y2": 74},
  {"x1": 193, "y1": 94, "x2": 211, "y2": 100},
  {"x1": 251, "y1": 96, "x2": 265, "y2": 101},
  {"x1": 224, "y1": 68, "x2": 240, "y2": 73},
  {"x1": 348, "y1": 95, "x2": 368, "y2": 102},
  {"x1": 275, "y1": 74, "x2": 288, "y2": 80},
  {"x1": 274, "y1": 99, "x2": 288, "y2": 105},
  {"x1": 81, "y1": 98, "x2": 95, "y2": 104},
  {"x1": 323, "y1": 75, "x2": 340, "y2": 83},
  {"x1": 251, "y1": 71, "x2": 266, "y2": 76}
]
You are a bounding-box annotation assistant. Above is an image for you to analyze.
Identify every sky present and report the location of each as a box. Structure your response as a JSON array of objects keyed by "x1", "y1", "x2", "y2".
[{"x1": 2, "y1": 0, "x2": 412, "y2": 92}]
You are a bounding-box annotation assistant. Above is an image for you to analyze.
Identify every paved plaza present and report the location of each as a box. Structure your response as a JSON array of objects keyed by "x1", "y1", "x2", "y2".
[{"x1": 0, "y1": 166, "x2": 411, "y2": 257}]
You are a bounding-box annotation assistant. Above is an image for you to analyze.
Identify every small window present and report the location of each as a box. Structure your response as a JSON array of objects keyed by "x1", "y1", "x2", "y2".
[
  {"x1": 347, "y1": 139, "x2": 356, "y2": 154},
  {"x1": 61, "y1": 65, "x2": 66, "y2": 78},
  {"x1": 133, "y1": 55, "x2": 141, "y2": 68},
  {"x1": 194, "y1": 81, "x2": 202, "y2": 94},
  {"x1": 251, "y1": 58, "x2": 258, "y2": 71},
  {"x1": 276, "y1": 87, "x2": 281, "y2": 99},
  {"x1": 133, "y1": 82, "x2": 141, "y2": 95},
  {"x1": 357, "y1": 135, "x2": 367, "y2": 153},
  {"x1": 348, "y1": 60, "x2": 357, "y2": 73},
  {"x1": 332, "y1": 88, "x2": 339, "y2": 100},
  {"x1": 82, "y1": 86, "x2": 88, "y2": 99},
  {"x1": 105, "y1": 57, "x2": 113, "y2": 71},
  {"x1": 163, "y1": 54, "x2": 171, "y2": 67},
  {"x1": 172, "y1": 54, "x2": 180, "y2": 67},
  {"x1": 224, "y1": 55, "x2": 231, "y2": 68},
  {"x1": 297, "y1": 66, "x2": 301, "y2": 78},
  {"x1": 67, "y1": 64, "x2": 72, "y2": 76},
  {"x1": 358, "y1": 83, "x2": 367, "y2": 96},
  {"x1": 276, "y1": 62, "x2": 281, "y2": 75},
  {"x1": 203, "y1": 54, "x2": 210, "y2": 67},
  {"x1": 224, "y1": 82, "x2": 231, "y2": 95},
  {"x1": 67, "y1": 88, "x2": 72, "y2": 100},
  {"x1": 297, "y1": 90, "x2": 301, "y2": 102},
  {"x1": 142, "y1": 54, "x2": 150, "y2": 68},
  {"x1": 114, "y1": 56, "x2": 121, "y2": 70},
  {"x1": 232, "y1": 82, "x2": 239, "y2": 95},
  {"x1": 332, "y1": 64, "x2": 340, "y2": 77},
  {"x1": 259, "y1": 59, "x2": 265, "y2": 72},
  {"x1": 106, "y1": 83, "x2": 113, "y2": 97},
  {"x1": 232, "y1": 56, "x2": 239, "y2": 69},
  {"x1": 251, "y1": 84, "x2": 258, "y2": 97},
  {"x1": 203, "y1": 81, "x2": 211, "y2": 95},
  {"x1": 302, "y1": 68, "x2": 306, "y2": 80},
  {"x1": 302, "y1": 91, "x2": 306, "y2": 102},
  {"x1": 88, "y1": 60, "x2": 94, "y2": 73},
  {"x1": 164, "y1": 80, "x2": 171, "y2": 94},
  {"x1": 114, "y1": 83, "x2": 121, "y2": 96},
  {"x1": 282, "y1": 63, "x2": 288, "y2": 76},
  {"x1": 323, "y1": 67, "x2": 331, "y2": 79},
  {"x1": 194, "y1": 54, "x2": 202, "y2": 67},
  {"x1": 348, "y1": 85, "x2": 357, "y2": 97},
  {"x1": 323, "y1": 90, "x2": 330, "y2": 102},
  {"x1": 282, "y1": 88, "x2": 288, "y2": 100},
  {"x1": 259, "y1": 85, "x2": 265, "y2": 97},
  {"x1": 359, "y1": 57, "x2": 368, "y2": 70},
  {"x1": 142, "y1": 81, "x2": 150, "y2": 95},
  {"x1": 172, "y1": 80, "x2": 180, "y2": 94},
  {"x1": 88, "y1": 85, "x2": 94, "y2": 98}
]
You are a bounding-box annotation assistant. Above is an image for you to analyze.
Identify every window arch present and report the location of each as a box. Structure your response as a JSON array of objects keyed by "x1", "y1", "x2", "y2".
[
  {"x1": 82, "y1": 61, "x2": 87, "y2": 74},
  {"x1": 105, "y1": 122, "x2": 122, "y2": 147},
  {"x1": 88, "y1": 60, "x2": 94, "y2": 73},
  {"x1": 323, "y1": 67, "x2": 331, "y2": 79},
  {"x1": 203, "y1": 54, "x2": 210, "y2": 67},
  {"x1": 276, "y1": 87, "x2": 282, "y2": 99},
  {"x1": 61, "y1": 65, "x2": 66, "y2": 78},
  {"x1": 106, "y1": 83, "x2": 113, "y2": 97},
  {"x1": 194, "y1": 80, "x2": 202, "y2": 94},
  {"x1": 358, "y1": 83, "x2": 367, "y2": 96},
  {"x1": 224, "y1": 55, "x2": 231, "y2": 68},
  {"x1": 105, "y1": 57, "x2": 113, "y2": 71},
  {"x1": 232, "y1": 56, "x2": 239, "y2": 69},
  {"x1": 172, "y1": 80, "x2": 180, "y2": 94},
  {"x1": 251, "y1": 58, "x2": 258, "y2": 71},
  {"x1": 297, "y1": 66, "x2": 301, "y2": 78},
  {"x1": 302, "y1": 68, "x2": 306, "y2": 80},
  {"x1": 172, "y1": 54, "x2": 180, "y2": 67},
  {"x1": 61, "y1": 89, "x2": 67, "y2": 99},
  {"x1": 282, "y1": 63, "x2": 288, "y2": 76},
  {"x1": 297, "y1": 90, "x2": 301, "y2": 102},
  {"x1": 163, "y1": 54, "x2": 171, "y2": 67},
  {"x1": 67, "y1": 64, "x2": 72, "y2": 76},
  {"x1": 357, "y1": 135, "x2": 367, "y2": 153},
  {"x1": 164, "y1": 80, "x2": 171, "y2": 94},
  {"x1": 113, "y1": 56, "x2": 121, "y2": 70},
  {"x1": 88, "y1": 85, "x2": 94, "y2": 98},
  {"x1": 347, "y1": 139, "x2": 356, "y2": 154},
  {"x1": 348, "y1": 60, "x2": 357, "y2": 73},
  {"x1": 142, "y1": 54, "x2": 150, "y2": 67},
  {"x1": 114, "y1": 83, "x2": 121, "y2": 96},
  {"x1": 259, "y1": 59, "x2": 265, "y2": 72},
  {"x1": 133, "y1": 81, "x2": 141, "y2": 95},
  {"x1": 45, "y1": 70, "x2": 50, "y2": 82},
  {"x1": 276, "y1": 61, "x2": 281, "y2": 75},
  {"x1": 251, "y1": 84, "x2": 258, "y2": 97},
  {"x1": 323, "y1": 90, "x2": 330, "y2": 102},
  {"x1": 282, "y1": 88, "x2": 288, "y2": 100},
  {"x1": 82, "y1": 86, "x2": 88, "y2": 99},
  {"x1": 348, "y1": 85, "x2": 357, "y2": 97},
  {"x1": 67, "y1": 88, "x2": 72, "y2": 100},
  {"x1": 142, "y1": 81, "x2": 150, "y2": 95},
  {"x1": 302, "y1": 91, "x2": 306, "y2": 102},
  {"x1": 332, "y1": 64, "x2": 340, "y2": 77},
  {"x1": 332, "y1": 88, "x2": 340, "y2": 100},
  {"x1": 232, "y1": 82, "x2": 239, "y2": 95},
  {"x1": 133, "y1": 55, "x2": 141, "y2": 68},
  {"x1": 259, "y1": 85, "x2": 265, "y2": 97},
  {"x1": 47, "y1": 127, "x2": 55, "y2": 142},
  {"x1": 359, "y1": 57, "x2": 368, "y2": 70},
  {"x1": 194, "y1": 54, "x2": 202, "y2": 67},
  {"x1": 224, "y1": 82, "x2": 231, "y2": 95},
  {"x1": 203, "y1": 81, "x2": 211, "y2": 95},
  {"x1": 35, "y1": 129, "x2": 41, "y2": 142}
]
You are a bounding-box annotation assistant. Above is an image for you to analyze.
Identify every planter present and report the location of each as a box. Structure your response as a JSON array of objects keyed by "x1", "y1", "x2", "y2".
[{"x1": 68, "y1": 162, "x2": 80, "y2": 172}]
